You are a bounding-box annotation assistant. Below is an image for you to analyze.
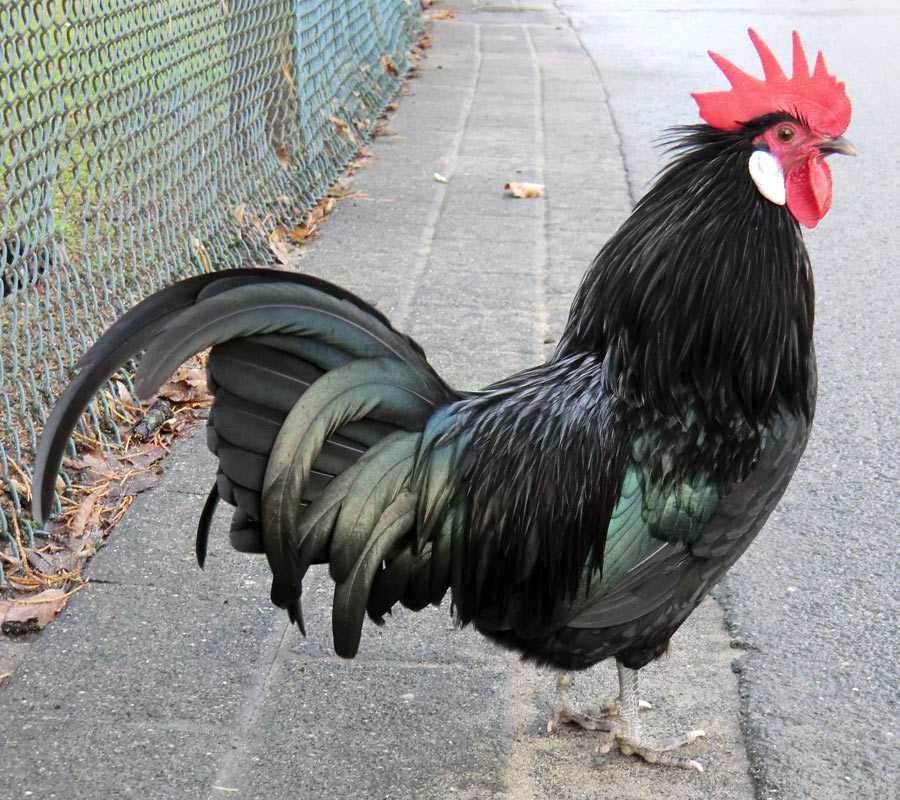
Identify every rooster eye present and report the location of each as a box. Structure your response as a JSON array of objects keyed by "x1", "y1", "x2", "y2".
[{"x1": 775, "y1": 125, "x2": 796, "y2": 143}]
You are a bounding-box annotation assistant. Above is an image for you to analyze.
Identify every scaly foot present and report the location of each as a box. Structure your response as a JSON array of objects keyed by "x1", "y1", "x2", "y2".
[
  {"x1": 546, "y1": 662, "x2": 706, "y2": 772},
  {"x1": 546, "y1": 674, "x2": 650, "y2": 733}
]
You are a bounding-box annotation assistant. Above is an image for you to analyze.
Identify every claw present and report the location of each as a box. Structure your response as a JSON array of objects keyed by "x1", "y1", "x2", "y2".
[{"x1": 548, "y1": 663, "x2": 707, "y2": 772}]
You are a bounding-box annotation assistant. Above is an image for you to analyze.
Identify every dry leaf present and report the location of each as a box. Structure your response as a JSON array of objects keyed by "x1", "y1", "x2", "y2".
[
  {"x1": 276, "y1": 195, "x2": 338, "y2": 243},
  {"x1": 118, "y1": 444, "x2": 167, "y2": 471},
  {"x1": 431, "y1": 9, "x2": 456, "y2": 19},
  {"x1": 0, "y1": 588, "x2": 68, "y2": 633},
  {"x1": 269, "y1": 230, "x2": 293, "y2": 265},
  {"x1": 71, "y1": 487, "x2": 106, "y2": 538},
  {"x1": 79, "y1": 450, "x2": 118, "y2": 480},
  {"x1": 307, "y1": 205, "x2": 325, "y2": 228},
  {"x1": 190, "y1": 235, "x2": 211, "y2": 271},
  {"x1": 74, "y1": 537, "x2": 98, "y2": 560},
  {"x1": 275, "y1": 147, "x2": 291, "y2": 168},
  {"x1": 232, "y1": 202, "x2": 248, "y2": 224},
  {"x1": 26, "y1": 549, "x2": 55, "y2": 574},
  {"x1": 122, "y1": 470, "x2": 161, "y2": 496},
  {"x1": 158, "y1": 375, "x2": 208, "y2": 404},
  {"x1": 279, "y1": 33, "x2": 298, "y2": 92},
  {"x1": 381, "y1": 55, "x2": 399, "y2": 78},
  {"x1": 330, "y1": 116, "x2": 357, "y2": 144},
  {"x1": 183, "y1": 368, "x2": 207, "y2": 388},
  {"x1": 277, "y1": 224, "x2": 312, "y2": 243},
  {"x1": 112, "y1": 380, "x2": 133, "y2": 405},
  {"x1": 505, "y1": 181, "x2": 545, "y2": 198}
]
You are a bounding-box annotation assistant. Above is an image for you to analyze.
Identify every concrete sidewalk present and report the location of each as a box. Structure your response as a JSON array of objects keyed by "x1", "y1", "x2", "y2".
[{"x1": 0, "y1": 2, "x2": 757, "y2": 798}]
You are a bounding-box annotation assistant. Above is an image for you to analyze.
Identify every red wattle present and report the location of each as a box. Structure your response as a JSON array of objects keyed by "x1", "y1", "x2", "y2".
[{"x1": 786, "y1": 156, "x2": 832, "y2": 228}]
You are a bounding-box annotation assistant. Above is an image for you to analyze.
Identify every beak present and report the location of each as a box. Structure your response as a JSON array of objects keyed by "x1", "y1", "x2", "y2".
[{"x1": 818, "y1": 136, "x2": 858, "y2": 156}]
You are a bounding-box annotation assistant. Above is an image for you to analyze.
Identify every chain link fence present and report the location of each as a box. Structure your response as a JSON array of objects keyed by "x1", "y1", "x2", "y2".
[{"x1": 0, "y1": 0, "x2": 420, "y2": 583}]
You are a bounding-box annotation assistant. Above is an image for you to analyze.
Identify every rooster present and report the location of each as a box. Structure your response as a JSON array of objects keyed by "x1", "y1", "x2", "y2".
[{"x1": 33, "y1": 30, "x2": 854, "y2": 771}]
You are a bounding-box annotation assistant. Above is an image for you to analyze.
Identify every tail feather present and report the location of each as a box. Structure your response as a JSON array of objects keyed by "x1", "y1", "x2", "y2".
[
  {"x1": 331, "y1": 490, "x2": 417, "y2": 658},
  {"x1": 367, "y1": 541, "x2": 419, "y2": 621},
  {"x1": 207, "y1": 392, "x2": 285, "y2": 455},
  {"x1": 231, "y1": 482, "x2": 262, "y2": 520},
  {"x1": 134, "y1": 282, "x2": 439, "y2": 400},
  {"x1": 33, "y1": 268, "x2": 391, "y2": 524},
  {"x1": 229, "y1": 508, "x2": 266, "y2": 554},
  {"x1": 328, "y1": 433, "x2": 418, "y2": 582},
  {"x1": 403, "y1": 546, "x2": 434, "y2": 612},
  {"x1": 195, "y1": 483, "x2": 220, "y2": 567},
  {"x1": 33, "y1": 267, "x2": 474, "y2": 663},
  {"x1": 217, "y1": 446, "x2": 269, "y2": 492},
  {"x1": 429, "y1": 504, "x2": 462, "y2": 606},
  {"x1": 291, "y1": 433, "x2": 405, "y2": 586},
  {"x1": 263, "y1": 357, "x2": 450, "y2": 610},
  {"x1": 208, "y1": 340, "x2": 325, "y2": 412}
]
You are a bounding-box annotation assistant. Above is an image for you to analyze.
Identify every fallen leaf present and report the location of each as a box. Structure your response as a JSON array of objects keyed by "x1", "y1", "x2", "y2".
[
  {"x1": 275, "y1": 146, "x2": 291, "y2": 168},
  {"x1": 158, "y1": 376, "x2": 208, "y2": 404},
  {"x1": 122, "y1": 470, "x2": 161, "y2": 496},
  {"x1": 25, "y1": 549, "x2": 55, "y2": 573},
  {"x1": 71, "y1": 487, "x2": 106, "y2": 538},
  {"x1": 183, "y1": 368, "x2": 208, "y2": 387},
  {"x1": 0, "y1": 588, "x2": 68, "y2": 633},
  {"x1": 119, "y1": 444, "x2": 167, "y2": 470},
  {"x1": 381, "y1": 55, "x2": 399, "y2": 78},
  {"x1": 307, "y1": 204, "x2": 326, "y2": 228},
  {"x1": 431, "y1": 9, "x2": 456, "y2": 19},
  {"x1": 79, "y1": 450, "x2": 119, "y2": 480},
  {"x1": 73, "y1": 536, "x2": 98, "y2": 560},
  {"x1": 279, "y1": 34, "x2": 298, "y2": 92},
  {"x1": 269, "y1": 230, "x2": 293, "y2": 265},
  {"x1": 277, "y1": 224, "x2": 313, "y2": 242},
  {"x1": 329, "y1": 116, "x2": 357, "y2": 144},
  {"x1": 505, "y1": 181, "x2": 544, "y2": 198},
  {"x1": 232, "y1": 202, "x2": 248, "y2": 224},
  {"x1": 190, "y1": 235, "x2": 211, "y2": 271}
]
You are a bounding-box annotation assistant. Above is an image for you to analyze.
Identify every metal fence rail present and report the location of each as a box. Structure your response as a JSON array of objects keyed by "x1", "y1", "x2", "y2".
[{"x1": 0, "y1": 0, "x2": 419, "y2": 580}]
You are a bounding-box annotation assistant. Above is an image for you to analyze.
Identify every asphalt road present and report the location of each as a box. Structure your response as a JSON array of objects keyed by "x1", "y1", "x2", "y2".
[{"x1": 557, "y1": 2, "x2": 900, "y2": 798}]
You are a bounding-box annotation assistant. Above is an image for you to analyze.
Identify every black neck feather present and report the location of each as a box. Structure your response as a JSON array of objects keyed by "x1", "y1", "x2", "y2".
[{"x1": 555, "y1": 120, "x2": 815, "y2": 428}]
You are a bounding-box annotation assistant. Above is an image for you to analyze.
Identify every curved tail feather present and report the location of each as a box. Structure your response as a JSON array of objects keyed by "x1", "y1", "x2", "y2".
[{"x1": 34, "y1": 268, "x2": 471, "y2": 660}]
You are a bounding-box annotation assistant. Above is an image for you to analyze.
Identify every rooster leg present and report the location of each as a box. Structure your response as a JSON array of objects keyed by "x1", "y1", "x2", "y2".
[
  {"x1": 593, "y1": 660, "x2": 706, "y2": 771},
  {"x1": 546, "y1": 664, "x2": 705, "y2": 771},
  {"x1": 546, "y1": 673, "x2": 620, "y2": 733}
]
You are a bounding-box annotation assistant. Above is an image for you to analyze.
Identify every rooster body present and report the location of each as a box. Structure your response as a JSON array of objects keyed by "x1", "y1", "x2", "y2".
[{"x1": 34, "y1": 30, "x2": 853, "y2": 771}]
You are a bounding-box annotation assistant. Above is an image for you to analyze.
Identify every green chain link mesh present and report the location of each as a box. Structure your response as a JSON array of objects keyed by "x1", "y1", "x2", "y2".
[{"x1": 0, "y1": 0, "x2": 419, "y2": 581}]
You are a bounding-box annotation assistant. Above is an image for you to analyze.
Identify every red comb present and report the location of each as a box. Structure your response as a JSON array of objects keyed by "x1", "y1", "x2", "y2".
[{"x1": 692, "y1": 29, "x2": 851, "y2": 138}]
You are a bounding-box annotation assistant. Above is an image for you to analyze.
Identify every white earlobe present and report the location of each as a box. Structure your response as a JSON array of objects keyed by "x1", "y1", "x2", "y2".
[{"x1": 748, "y1": 150, "x2": 786, "y2": 206}]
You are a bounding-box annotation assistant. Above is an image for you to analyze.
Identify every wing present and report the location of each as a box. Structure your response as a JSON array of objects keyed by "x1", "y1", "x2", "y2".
[{"x1": 565, "y1": 409, "x2": 811, "y2": 632}]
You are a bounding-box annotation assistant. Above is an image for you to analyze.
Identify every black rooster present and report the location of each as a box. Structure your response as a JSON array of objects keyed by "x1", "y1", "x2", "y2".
[{"x1": 33, "y1": 30, "x2": 854, "y2": 771}]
